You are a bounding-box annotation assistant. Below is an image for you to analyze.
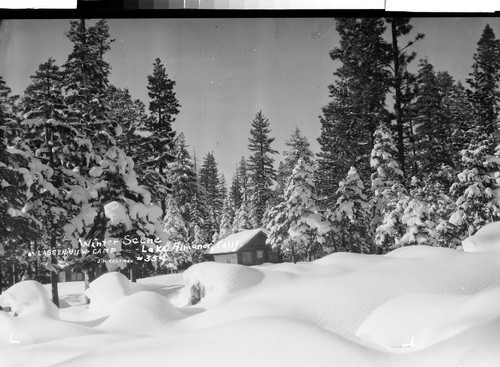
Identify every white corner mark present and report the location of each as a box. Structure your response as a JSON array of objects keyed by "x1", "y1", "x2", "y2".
[
  {"x1": 401, "y1": 336, "x2": 415, "y2": 348},
  {"x1": 10, "y1": 333, "x2": 20, "y2": 344}
]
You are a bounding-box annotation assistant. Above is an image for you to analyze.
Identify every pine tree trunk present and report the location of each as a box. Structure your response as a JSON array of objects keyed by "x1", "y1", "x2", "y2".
[
  {"x1": 291, "y1": 244, "x2": 297, "y2": 264},
  {"x1": 51, "y1": 271, "x2": 59, "y2": 308},
  {"x1": 50, "y1": 233, "x2": 59, "y2": 307},
  {"x1": 0, "y1": 261, "x2": 3, "y2": 295},
  {"x1": 129, "y1": 265, "x2": 137, "y2": 282},
  {"x1": 34, "y1": 240, "x2": 39, "y2": 281},
  {"x1": 11, "y1": 262, "x2": 16, "y2": 286},
  {"x1": 84, "y1": 270, "x2": 90, "y2": 304},
  {"x1": 391, "y1": 21, "x2": 406, "y2": 177}
]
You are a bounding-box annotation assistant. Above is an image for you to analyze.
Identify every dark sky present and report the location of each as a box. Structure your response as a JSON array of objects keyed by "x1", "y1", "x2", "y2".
[{"x1": 1, "y1": 17, "x2": 499, "y2": 180}]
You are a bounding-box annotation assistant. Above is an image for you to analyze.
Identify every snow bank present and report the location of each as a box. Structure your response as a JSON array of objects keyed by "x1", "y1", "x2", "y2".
[
  {"x1": 98, "y1": 291, "x2": 186, "y2": 334},
  {"x1": 419, "y1": 283, "x2": 500, "y2": 347},
  {"x1": 48, "y1": 316, "x2": 383, "y2": 367},
  {"x1": 0, "y1": 334, "x2": 134, "y2": 367},
  {"x1": 0, "y1": 280, "x2": 59, "y2": 319},
  {"x1": 0, "y1": 313, "x2": 101, "y2": 350},
  {"x1": 85, "y1": 272, "x2": 150, "y2": 314},
  {"x1": 356, "y1": 293, "x2": 465, "y2": 350},
  {"x1": 3, "y1": 221, "x2": 500, "y2": 367},
  {"x1": 385, "y1": 244, "x2": 461, "y2": 259},
  {"x1": 178, "y1": 262, "x2": 266, "y2": 307},
  {"x1": 313, "y1": 250, "x2": 392, "y2": 271},
  {"x1": 462, "y1": 220, "x2": 500, "y2": 252},
  {"x1": 176, "y1": 248, "x2": 500, "y2": 339}
]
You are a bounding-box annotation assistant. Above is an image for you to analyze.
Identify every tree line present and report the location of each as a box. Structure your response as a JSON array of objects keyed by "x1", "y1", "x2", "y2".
[{"x1": 1, "y1": 18, "x2": 500, "y2": 303}]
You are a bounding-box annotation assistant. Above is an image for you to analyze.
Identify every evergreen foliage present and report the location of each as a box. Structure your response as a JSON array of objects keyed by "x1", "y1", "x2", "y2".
[
  {"x1": 317, "y1": 18, "x2": 390, "y2": 200},
  {"x1": 370, "y1": 123, "x2": 407, "y2": 252},
  {"x1": 331, "y1": 167, "x2": 373, "y2": 253},
  {"x1": 266, "y1": 159, "x2": 330, "y2": 262},
  {"x1": 466, "y1": 24, "x2": 500, "y2": 138},
  {"x1": 0, "y1": 77, "x2": 41, "y2": 293},
  {"x1": 145, "y1": 57, "x2": 180, "y2": 214},
  {"x1": 247, "y1": 111, "x2": 278, "y2": 226},
  {"x1": 386, "y1": 17, "x2": 424, "y2": 177},
  {"x1": 199, "y1": 152, "x2": 224, "y2": 240},
  {"x1": 277, "y1": 127, "x2": 314, "y2": 196}
]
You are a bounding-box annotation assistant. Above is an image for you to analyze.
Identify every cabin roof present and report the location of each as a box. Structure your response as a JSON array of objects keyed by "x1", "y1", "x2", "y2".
[{"x1": 207, "y1": 228, "x2": 269, "y2": 255}]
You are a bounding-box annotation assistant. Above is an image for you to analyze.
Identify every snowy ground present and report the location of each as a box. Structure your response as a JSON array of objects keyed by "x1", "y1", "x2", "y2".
[{"x1": 1, "y1": 224, "x2": 500, "y2": 366}]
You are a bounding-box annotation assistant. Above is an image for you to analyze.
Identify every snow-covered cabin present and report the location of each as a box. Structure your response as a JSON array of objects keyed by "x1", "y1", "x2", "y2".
[{"x1": 207, "y1": 228, "x2": 281, "y2": 265}]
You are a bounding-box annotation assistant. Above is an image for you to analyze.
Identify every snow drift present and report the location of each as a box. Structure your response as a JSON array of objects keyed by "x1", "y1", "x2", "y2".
[{"x1": 1, "y1": 221, "x2": 500, "y2": 366}]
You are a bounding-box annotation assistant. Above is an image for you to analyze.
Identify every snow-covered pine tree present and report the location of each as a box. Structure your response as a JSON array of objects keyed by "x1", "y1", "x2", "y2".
[
  {"x1": 396, "y1": 178, "x2": 438, "y2": 247},
  {"x1": 436, "y1": 73, "x2": 475, "y2": 178},
  {"x1": 162, "y1": 196, "x2": 191, "y2": 271},
  {"x1": 61, "y1": 19, "x2": 166, "y2": 285},
  {"x1": 466, "y1": 24, "x2": 500, "y2": 140},
  {"x1": 232, "y1": 197, "x2": 253, "y2": 233},
  {"x1": 448, "y1": 25, "x2": 500, "y2": 240},
  {"x1": 217, "y1": 172, "x2": 227, "y2": 204},
  {"x1": 398, "y1": 177, "x2": 459, "y2": 248},
  {"x1": 21, "y1": 57, "x2": 86, "y2": 305},
  {"x1": 317, "y1": 18, "x2": 390, "y2": 201},
  {"x1": 168, "y1": 133, "x2": 201, "y2": 226},
  {"x1": 331, "y1": 167, "x2": 372, "y2": 253},
  {"x1": 145, "y1": 57, "x2": 180, "y2": 215},
  {"x1": 276, "y1": 127, "x2": 314, "y2": 196},
  {"x1": 411, "y1": 59, "x2": 455, "y2": 179},
  {"x1": 247, "y1": 111, "x2": 278, "y2": 226},
  {"x1": 385, "y1": 17, "x2": 424, "y2": 176},
  {"x1": 449, "y1": 136, "x2": 500, "y2": 239},
  {"x1": 0, "y1": 76, "x2": 42, "y2": 294},
  {"x1": 218, "y1": 193, "x2": 237, "y2": 240},
  {"x1": 189, "y1": 178, "x2": 212, "y2": 254},
  {"x1": 107, "y1": 85, "x2": 148, "y2": 152},
  {"x1": 236, "y1": 156, "x2": 250, "y2": 204},
  {"x1": 229, "y1": 170, "x2": 243, "y2": 211},
  {"x1": 266, "y1": 158, "x2": 330, "y2": 263},
  {"x1": 199, "y1": 151, "x2": 224, "y2": 239},
  {"x1": 370, "y1": 122, "x2": 407, "y2": 252}
]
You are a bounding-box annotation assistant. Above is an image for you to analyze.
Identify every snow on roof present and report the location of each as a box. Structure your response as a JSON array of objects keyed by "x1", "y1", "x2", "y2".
[{"x1": 208, "y1": 228, "x2": 269, "y2": 255}]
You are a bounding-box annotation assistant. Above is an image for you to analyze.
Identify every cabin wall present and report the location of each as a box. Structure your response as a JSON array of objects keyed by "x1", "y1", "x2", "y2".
[
  {"x1": 211, "y1": 231, "x2": 282, "y2": 266},
  {"x1": 213, "y1": 253, "x2": 238, "y2": 264}
]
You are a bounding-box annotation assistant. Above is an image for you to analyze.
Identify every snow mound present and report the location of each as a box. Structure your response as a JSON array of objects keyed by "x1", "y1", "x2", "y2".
[
  {"x1": 182, "y1": 249, "x2": 500, "y2": 337},
  {"x1": 0, "y1": 313, "x2": 100, "y2": 349},
  {"x1": 462, "y1": 221, "x2": 500, "y2": 252},
  {"x1": 48, "y1": 316, "x2": 382, "y2": 367},
  {"x1": 356, "y1": 293, "x2": 465, "y2": 350},
  {"x1": 0, "y1": 280, "x2": 59, "y2": 319},
  {"x1": 312, "y1": 251, "x2": 391, "y2": 271},
  {"x1": 357, "y1": 283, "x2": 500, "y2": 351},
  {"x1": 85, "y1": 272, "x2": 150, "y2": 314},
  {"x1": 176, "y1": 262, "x2": 295, "y2": 308},
  {"x1": 257, "y1": 261, "x2": 346, "y2": 276},
  {"x1": 179, "y1": 262, "x2": 266, "y2": 307},
  {"x1": 419, "y1": 283, "x2": 500, "y2": 347},
  {"x1": 385, "y1": 245, "x2": 460, "y2": 259},
  {"x1": 98, "y1": 291, "x2": 186, "y2": 335}
]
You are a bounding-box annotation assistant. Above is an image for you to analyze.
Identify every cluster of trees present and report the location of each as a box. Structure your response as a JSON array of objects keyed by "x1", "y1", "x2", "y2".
[
  {"x1": 1, "y1": 18, "x2": 500, "y2": 301},
  {"x1": 0, "y1": 19, "x2": 184, "y2": 301},
  {"x1": 315, "y1": 18, "x2": 500, "y2": 255},
  {"x1": 200, "y1": 18, "x2": 500, "y2": 262}
]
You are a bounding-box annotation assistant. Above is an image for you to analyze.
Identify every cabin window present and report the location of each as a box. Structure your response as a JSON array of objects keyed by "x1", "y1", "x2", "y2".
[
  {"x1": 241, "y1": 251, "x2": 253, "y2": 264},
  {"x1": 256, "y1": 250, "x2": 264, "y2": 262}
]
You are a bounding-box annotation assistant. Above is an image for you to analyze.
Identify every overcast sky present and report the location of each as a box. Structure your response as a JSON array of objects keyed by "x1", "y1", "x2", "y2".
[{"x1": 1, "y1": 17, "x2": 499, "y2": 180}]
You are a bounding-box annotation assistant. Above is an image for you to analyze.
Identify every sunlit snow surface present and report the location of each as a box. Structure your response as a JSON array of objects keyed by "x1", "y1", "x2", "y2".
[{"x1": 1, "y1": 226, "x2": 500, "y2": 366}]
